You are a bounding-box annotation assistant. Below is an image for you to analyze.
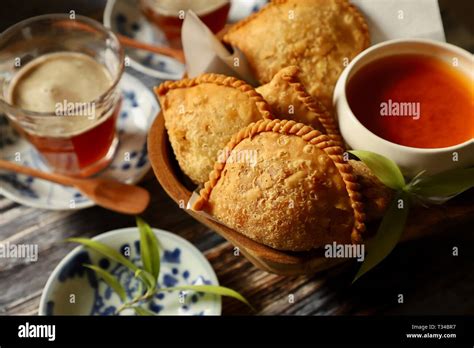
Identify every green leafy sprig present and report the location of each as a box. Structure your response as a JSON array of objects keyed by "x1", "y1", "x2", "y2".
[
  {"x1": 350, "y1": 150, "x2": 474, "y2": 282},
  {"x1": 66, "y1": 217, "x2": 253, "y2": 315}
]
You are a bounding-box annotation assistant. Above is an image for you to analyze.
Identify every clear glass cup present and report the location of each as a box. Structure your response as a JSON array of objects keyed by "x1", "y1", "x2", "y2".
[{"x1": 0, "y1": 14, "x2": 124, "y2": 177}]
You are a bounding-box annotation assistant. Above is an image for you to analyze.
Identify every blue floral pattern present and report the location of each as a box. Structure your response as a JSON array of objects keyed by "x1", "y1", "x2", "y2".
[
  {"x1": 103, "y1": 0, "x2": 267, "y2": 79},
  {"x1": 40, "y1": 228, "x2": 221, "y2": 316},
  {"x1": 89, "y1": 242, "x2": 213, "y2": 315},
  {"x1": 105, "y1": 0, "x2": 184, "y2": 79}
]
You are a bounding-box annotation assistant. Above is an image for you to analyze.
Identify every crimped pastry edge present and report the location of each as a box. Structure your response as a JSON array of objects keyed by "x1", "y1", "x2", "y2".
[
  {"x1": 154, "y1": 73, "x2": 273, "y2": 119},
  {"x1": 273, "y1": 65, "x2": 345, "y2": 146},
  {"x1": 193, "y1": 118, "x2": 366, "y2": 244}
]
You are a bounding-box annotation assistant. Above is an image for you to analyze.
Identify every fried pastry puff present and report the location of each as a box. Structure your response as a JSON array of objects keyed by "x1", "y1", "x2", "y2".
[
  {"x1": 223, "y1": 0, "x2": 370, "y2": 110},
  {"x1": 256, "y1": 66, "x2": 343, "y2": 145},
  {"x1": 194, "y1": 119, "x2": 365, "y2": 251},
  {"x1": 155, "y1": 74, "x2": 272, "y2": 184}
]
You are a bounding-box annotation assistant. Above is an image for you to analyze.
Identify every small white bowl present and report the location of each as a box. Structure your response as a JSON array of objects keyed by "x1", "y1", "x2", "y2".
[
  {"x1": 39, "y1": 227, "x2": 221, "y2": 315},
  {"x1": 333, "y1": 39, "x2": 474, "y2": 177}
]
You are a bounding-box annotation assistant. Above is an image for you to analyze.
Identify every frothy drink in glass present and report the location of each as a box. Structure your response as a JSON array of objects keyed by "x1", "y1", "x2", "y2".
[
  {"x1": 8, "y1": 52, "x2": 120, "y2": 177},
  {"x1": 0, "y1": 15, "x2": 124, "y2": 178}
]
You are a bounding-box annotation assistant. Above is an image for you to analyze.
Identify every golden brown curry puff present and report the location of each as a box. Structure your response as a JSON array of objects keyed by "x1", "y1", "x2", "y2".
[
  {"x1": 194, "y1": 119, "x2": 365, "y2": 251},
  {"x1": 223, "y1": 0, "x2": 370, "y2": 110},
  {"x1": 256, "y1": 66, "x2": 343, "y2": 145},
  {"x1": 155, "y1": 74, "x2": 272, "y2": 184}
]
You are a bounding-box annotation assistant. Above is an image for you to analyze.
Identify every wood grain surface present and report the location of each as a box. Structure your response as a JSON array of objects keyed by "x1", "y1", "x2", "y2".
[
  {"x1": 1, "y1": 0, "x2": 473, "y2": 316},
  {"x1": 1, "y1": 169, "x2": 473, "y2": 315}
]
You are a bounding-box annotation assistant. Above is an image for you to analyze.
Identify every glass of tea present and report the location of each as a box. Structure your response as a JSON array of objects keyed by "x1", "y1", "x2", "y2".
[
  {"x1": 140, "y1": 0, "x2": 231, "y2": 48},
  {"x1": 0, "y1": 14, "x2": 124, "y2": 177}
]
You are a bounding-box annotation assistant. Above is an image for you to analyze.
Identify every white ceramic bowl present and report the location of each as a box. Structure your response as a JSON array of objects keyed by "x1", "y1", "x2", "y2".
[
  {"x1": 333, "y1": 39, "x2": 474, "y2": 177},
  {"x1": 39, "y1": 228, "x2": 221, "y2": 315}
]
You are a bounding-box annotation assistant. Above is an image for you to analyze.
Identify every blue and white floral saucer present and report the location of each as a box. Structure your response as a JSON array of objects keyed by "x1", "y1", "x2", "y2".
[
  {"x1": 104, "y1": 0, "x2": 186, "y2": 80},
  {"x1": 0, "y1": 73, "x2": 159, "y2": 210},
  {"x1": 39, "y1": 227, "x2": 221, "y2": 315},
  {"x1": 103, "y1": 0, "x2": 267, "y2": 80}
]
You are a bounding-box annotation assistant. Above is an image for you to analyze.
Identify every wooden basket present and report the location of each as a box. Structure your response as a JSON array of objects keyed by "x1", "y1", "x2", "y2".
[{"x1": 148, "y1": 112, "x2": 474, "y2": 275}]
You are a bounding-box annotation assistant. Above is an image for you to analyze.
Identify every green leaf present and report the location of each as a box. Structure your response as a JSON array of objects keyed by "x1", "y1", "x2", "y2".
[
  {"x1": 408, "y1": 167, "x2": 474, "y2": 198},
  {"x1": 84, "y1": 264, "x2": 127, "y2": 302},
  {"x1": 67, "y1": 237, "x2": 154, "y2": 290},
  {"x1": 135, "y1": 280, "x2": 144, "y2": 298},
  {"x1": 136, "y1": 217, "x2": 161, "y2": 281},
  {"x1": 163, "y1": 285, "x2": 254, "y2": 311},
  {"x1": 349, "y1": 150, "x2": 405, "y2": 190},
  {"x1": 134, "y1": 269, "x2": 157, "y2": 290},
  {"x1": 66, "y1": 238, "x2": 138, "y2": 272},
  {"x1": 353, "y1": 191, "x2": 410, "y2": 282},
  {"x1": 133, "y1": 306, "x2": 157, "y2": 316}
]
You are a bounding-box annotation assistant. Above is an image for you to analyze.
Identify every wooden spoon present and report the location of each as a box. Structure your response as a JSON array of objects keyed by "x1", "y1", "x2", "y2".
[
  {"x1": 53, "y1": 20, "x2": 185, "y2": 64},
  {"x1": 117, "y1": 34, "x2": 185, "y2": 64},
  {"x1": 0, "y1": 159, "x2": 150, "y2": 214}
]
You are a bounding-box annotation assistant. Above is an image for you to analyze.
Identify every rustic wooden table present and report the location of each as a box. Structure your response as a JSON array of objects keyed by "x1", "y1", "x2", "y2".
[{"x1": 1, "y1": 0, "x2": 473, "y2": 316}]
